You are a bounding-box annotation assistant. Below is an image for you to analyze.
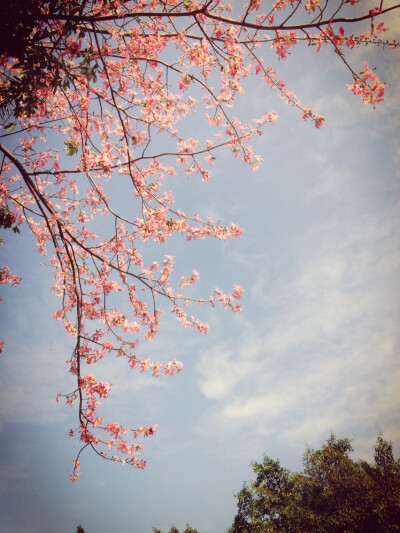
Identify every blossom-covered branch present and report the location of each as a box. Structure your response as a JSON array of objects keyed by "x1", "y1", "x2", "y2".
[{"x1": 0, "y1": 0, "x2": 398, "y2": 481}]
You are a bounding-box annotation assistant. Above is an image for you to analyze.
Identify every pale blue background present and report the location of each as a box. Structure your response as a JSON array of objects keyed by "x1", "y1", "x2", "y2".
[{"x1": 1, "y1": 11, "x2": 400, "y2": 533}]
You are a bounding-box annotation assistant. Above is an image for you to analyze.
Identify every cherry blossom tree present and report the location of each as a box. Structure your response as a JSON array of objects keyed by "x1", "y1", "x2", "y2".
[{"x1": 0, "y1": 0, "x2": 399, "y2": 482}]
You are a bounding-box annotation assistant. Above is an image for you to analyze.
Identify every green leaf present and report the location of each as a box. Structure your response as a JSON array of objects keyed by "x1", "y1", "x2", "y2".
[{"x1": 64, "y1": 140, "x2": 80, "y2": 156}]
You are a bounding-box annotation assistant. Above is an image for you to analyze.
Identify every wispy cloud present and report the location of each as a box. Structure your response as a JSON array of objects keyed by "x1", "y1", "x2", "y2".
[{"x1": 195, "y1": 181, "x2": 400, "y2": 457}]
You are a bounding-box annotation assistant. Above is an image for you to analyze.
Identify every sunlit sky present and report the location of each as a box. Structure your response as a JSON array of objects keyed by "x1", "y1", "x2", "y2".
[{"x1": 1, "y1": 6, "x2": 400, "y2": 533}]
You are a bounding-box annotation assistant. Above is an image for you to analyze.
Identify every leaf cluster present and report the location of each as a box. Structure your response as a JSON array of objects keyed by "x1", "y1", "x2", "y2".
[
  {"x1": 0, "y1": 0, "x2": 88, "y2": 118},
  {"x1": 0, "y1": 207, "x2": 19, "y2": 234},
  {"x1": 153, "y1": 524, "x2": 200, "y2": 533}
]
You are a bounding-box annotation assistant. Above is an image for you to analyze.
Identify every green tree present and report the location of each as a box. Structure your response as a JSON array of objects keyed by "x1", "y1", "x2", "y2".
[
  {"x1": 229, "y1": 434, "x2": 400, "y2": 533},
  {"x1": 153, "y1": 525, "x2": 200, "y2": 533},
  {"x1": 359, "y1": 433, "x2": 400, "y2": 531},
  {"x1": 298, "y1": 435, "x2": 375, "y2": 532},
  {"x1": 229, "y1": 456, "x2": 300, "y2": 533}
]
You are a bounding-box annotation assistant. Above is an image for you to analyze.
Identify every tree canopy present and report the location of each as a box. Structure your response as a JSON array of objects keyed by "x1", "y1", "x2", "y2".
[
  {"x1": 153, "y1": 524, "x2": 200, "y2": 533},
  {"x1": 228, "y1": 433, "x2": 400, "y2": 533},
  {"x1": 0, "y1": 0, "x2": 399, "y2": 481}
]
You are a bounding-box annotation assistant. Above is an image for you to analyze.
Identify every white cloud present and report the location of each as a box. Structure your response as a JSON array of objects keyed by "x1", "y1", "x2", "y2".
[{"x1": 194, "y1": 182, "x2": 400, "y2": 455}]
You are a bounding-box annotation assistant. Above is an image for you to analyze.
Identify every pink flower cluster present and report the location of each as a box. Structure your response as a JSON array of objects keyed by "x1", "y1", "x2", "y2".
[{"x1": 346, "y1": 62, "x2": 386, "y2": 106}]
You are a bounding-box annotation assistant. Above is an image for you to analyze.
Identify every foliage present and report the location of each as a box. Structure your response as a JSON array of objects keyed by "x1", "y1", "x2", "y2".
[
  {"x1": 0, "y1": 0, "x2": 399, "y2": 481},
  {"x1": 0, "y1": 0, "x2": 84, "y2": 118},
  {"x1": 228, "y1": 433, "x2": 400, "y2": 533},
  {"x1": 153, "y1": 524, "x2": 200, "y2": 533}
]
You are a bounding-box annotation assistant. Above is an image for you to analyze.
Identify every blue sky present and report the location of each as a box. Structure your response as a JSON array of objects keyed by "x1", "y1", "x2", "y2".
[{"x1": 1, "y1": 7, "x2": 400, "y2": 533}]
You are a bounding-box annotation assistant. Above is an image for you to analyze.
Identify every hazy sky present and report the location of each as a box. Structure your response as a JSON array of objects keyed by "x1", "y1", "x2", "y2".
[{"x1": 1, "y1": 7, "x2": 400, "y2": 533}]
